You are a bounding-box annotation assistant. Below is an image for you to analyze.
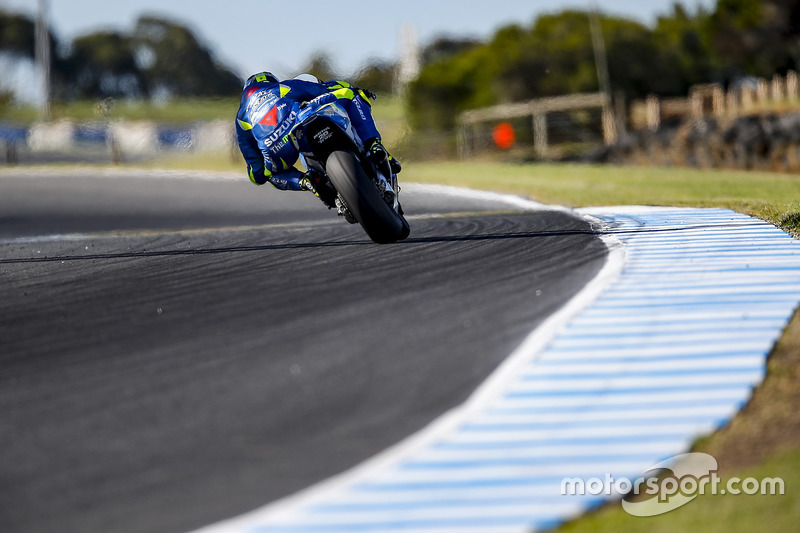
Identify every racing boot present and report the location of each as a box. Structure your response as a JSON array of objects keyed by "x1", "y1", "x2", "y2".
[
  {"x1": 299, "y1": 169, "x2": 337, "y2": 209},
  {"x1": 366, "y1": 137, "x2": 402, "y2": 174}
]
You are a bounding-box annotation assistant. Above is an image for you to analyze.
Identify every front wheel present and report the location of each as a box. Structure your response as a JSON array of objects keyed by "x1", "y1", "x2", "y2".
[{"x1": 325, "y1": 150, "x2": 410, "y2": 244}]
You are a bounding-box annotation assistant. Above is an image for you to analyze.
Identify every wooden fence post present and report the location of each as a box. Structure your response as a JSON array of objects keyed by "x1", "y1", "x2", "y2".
[
  {"x1": 533, "y1": 112, "x2": 548, "y2": 157},
  {"x1": 787, "y1": 71, "x2": 798, "y2": 101},
  {"x1": 646, "y1": 95, "x2": 660, "y2": 131}
]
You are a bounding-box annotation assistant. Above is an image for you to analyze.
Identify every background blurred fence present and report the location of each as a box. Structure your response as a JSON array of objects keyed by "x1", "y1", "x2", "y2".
[
  {"x1": 600, "y1": 71, "x2": 800, "y2": 172},
  {"x1": 457, "y1": 92, "x2": 616, "y2": 160},
  {"x1": 630, "y1": 71, "x2": 800, "y2": 131},
  {"x1": 456, "y1": 71, "x2": 800, "y2": 164}
]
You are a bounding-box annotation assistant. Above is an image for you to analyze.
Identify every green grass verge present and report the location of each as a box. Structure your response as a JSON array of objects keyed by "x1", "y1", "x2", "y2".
[
  {"x1": 2, "y1": 98, "x2": 239, "y2": 124},
  {"x1": 1, "y1": 92, "x2": 402, "y2": 127},
  {"x1": 400, "y1": 161, "x2": 800, "y2": 237}
]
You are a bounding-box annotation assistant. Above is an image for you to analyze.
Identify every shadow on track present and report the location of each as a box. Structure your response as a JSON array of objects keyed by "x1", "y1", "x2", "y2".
[{"x1": 0, "y1": 228, "x2": 604, "y2": 265}]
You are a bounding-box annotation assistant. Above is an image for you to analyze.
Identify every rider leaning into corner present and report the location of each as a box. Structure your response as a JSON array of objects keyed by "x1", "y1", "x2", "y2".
[{"x1": 234, "y1": 71, "x2": 402, "y2": 211}]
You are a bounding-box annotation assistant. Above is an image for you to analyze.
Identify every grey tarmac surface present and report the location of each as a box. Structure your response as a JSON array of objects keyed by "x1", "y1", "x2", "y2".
[{"x1": 0, "y1": 171, "x2": 607, "y2": 533}]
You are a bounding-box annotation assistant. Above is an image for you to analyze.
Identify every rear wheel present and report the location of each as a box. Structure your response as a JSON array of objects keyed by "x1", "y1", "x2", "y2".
[{"x1": 325, "y1": 150, "x2": 410, "y2": 244}]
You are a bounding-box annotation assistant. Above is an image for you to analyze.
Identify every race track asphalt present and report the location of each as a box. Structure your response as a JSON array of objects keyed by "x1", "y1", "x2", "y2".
[{"x1": 0, "y1": 171, "x2": 608, "y2": 533}]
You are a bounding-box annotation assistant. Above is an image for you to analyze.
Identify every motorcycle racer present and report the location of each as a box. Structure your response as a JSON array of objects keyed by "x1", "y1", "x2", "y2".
[{"x1": 235, "y1": 71, "x2": 401, "y2": 206}]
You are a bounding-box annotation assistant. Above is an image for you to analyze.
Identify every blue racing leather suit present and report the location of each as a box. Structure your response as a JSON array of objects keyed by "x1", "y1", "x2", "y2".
[{"x1": 235, "y1": 79, "x2": 381, "y2": 190}]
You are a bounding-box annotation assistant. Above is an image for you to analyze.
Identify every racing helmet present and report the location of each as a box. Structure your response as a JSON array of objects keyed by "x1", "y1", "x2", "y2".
[{"x1": 244, "y1": 71, "x2": 279, "y2": 87}]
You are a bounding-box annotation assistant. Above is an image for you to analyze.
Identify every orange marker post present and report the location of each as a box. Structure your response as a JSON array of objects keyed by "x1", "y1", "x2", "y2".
[{"x1": 492, "y1": 122, "x2": 515, "y2": 150}]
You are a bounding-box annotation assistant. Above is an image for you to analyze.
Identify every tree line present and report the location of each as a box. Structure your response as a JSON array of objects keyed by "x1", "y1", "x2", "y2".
[
  {"x1": 0, "y1": 9, "x2": 397, "y2": 107},
  {"x1": 408, "y1": 0, "x2": 800, "y2": 130},
  {"x1": 2, "y1": 0, "x2": 798, "y2": 131},
  {"x1": 0, "y1": 11, "x2": 242, "y2": 102}
]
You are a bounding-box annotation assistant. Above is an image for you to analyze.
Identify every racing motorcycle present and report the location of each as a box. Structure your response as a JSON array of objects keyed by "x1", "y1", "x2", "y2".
[{"x1": 289, "y1": 75, "x2": 410, "y2": 244}]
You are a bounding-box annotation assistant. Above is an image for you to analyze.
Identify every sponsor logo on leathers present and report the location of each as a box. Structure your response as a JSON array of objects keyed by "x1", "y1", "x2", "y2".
[{"x1": 264, "y1": 111, "x2": 298, "y2": 147}]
